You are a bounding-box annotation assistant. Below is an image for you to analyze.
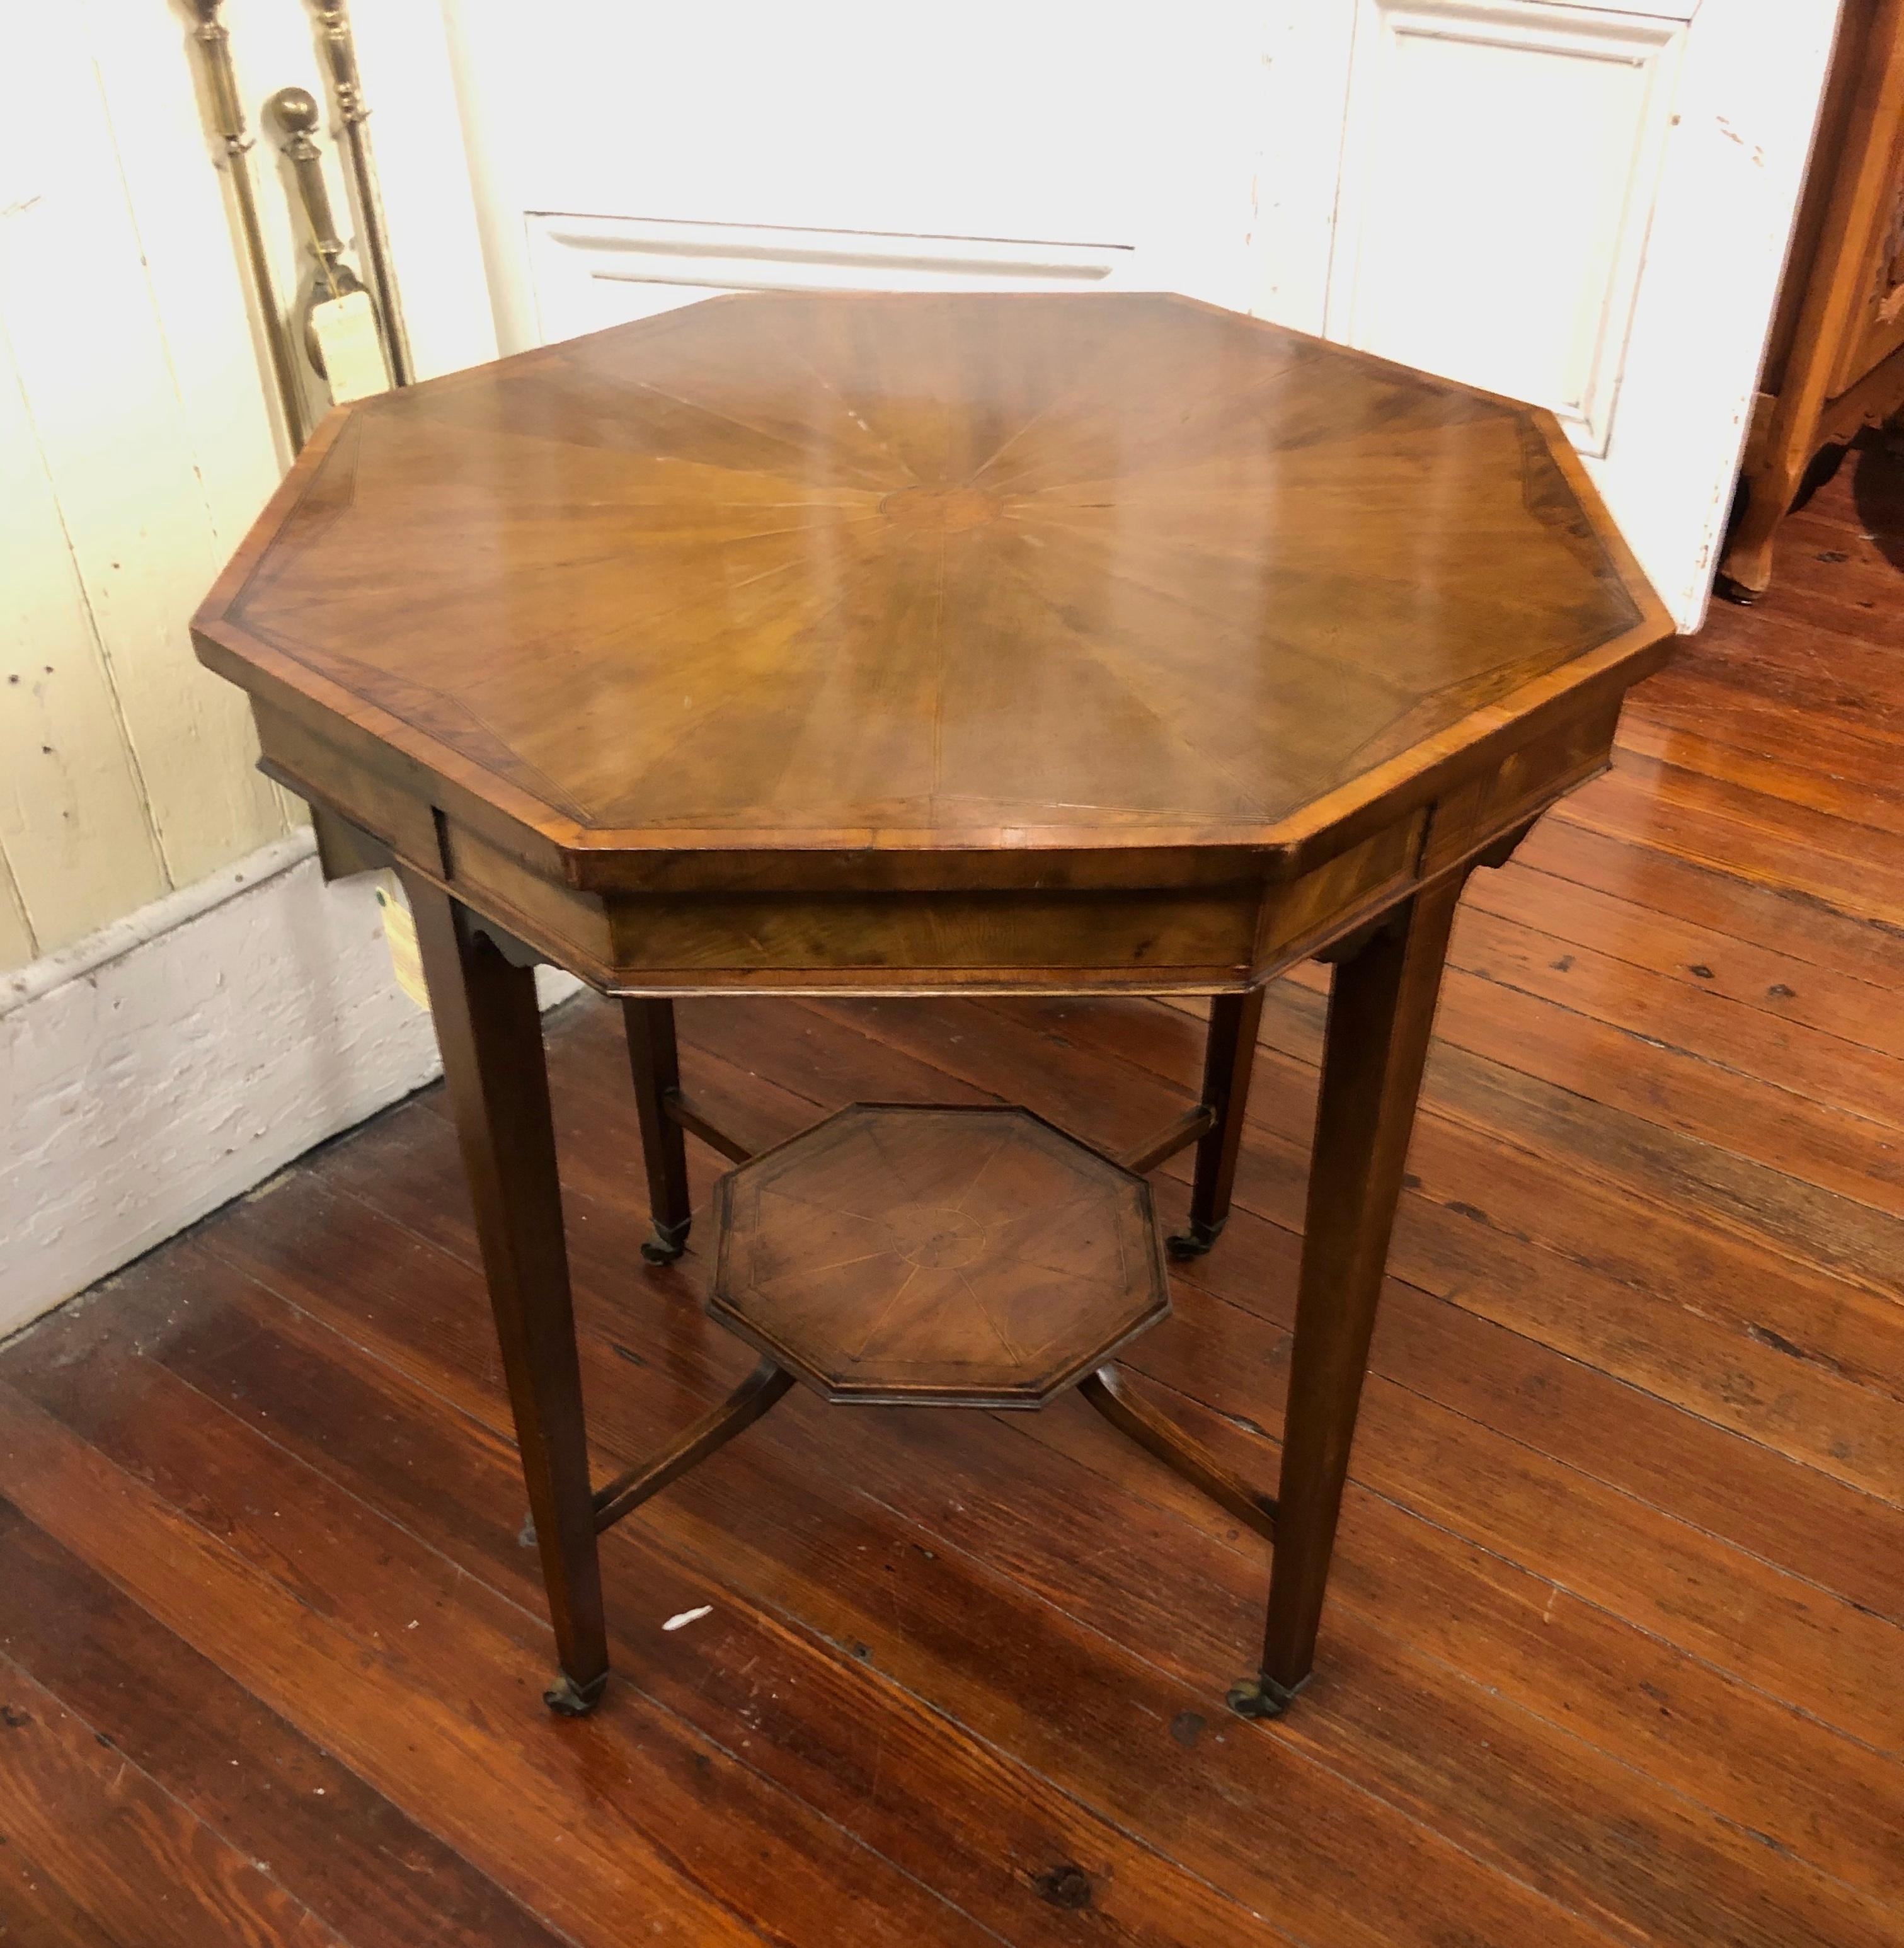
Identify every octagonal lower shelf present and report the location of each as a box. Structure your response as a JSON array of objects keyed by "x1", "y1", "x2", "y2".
[{"x1": 708, "y1": 1104, "x2": 1171, "y2": 1408}]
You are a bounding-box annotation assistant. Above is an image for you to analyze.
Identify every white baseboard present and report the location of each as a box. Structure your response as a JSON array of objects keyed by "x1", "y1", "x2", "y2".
[{"x1": 1, "y1": 835, "x2": 576, "y2": 1339}]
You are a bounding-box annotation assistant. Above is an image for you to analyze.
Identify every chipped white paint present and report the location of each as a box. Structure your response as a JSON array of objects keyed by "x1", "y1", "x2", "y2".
[
  {"x1": 0, "y1": 832, "x2": 581, "y2": 1338},
  {"x1": 0, "y1": 4, "x2": 290, "y2": 967},
  {"x1": 662, "y1": 1607, "x2": 714, "y2": 1633},
  {"x1": 1, "y1": 840, "x2": 437, "y2": 1338}
]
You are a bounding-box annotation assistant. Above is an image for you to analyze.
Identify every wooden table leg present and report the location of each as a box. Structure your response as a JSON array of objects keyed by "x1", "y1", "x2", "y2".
[
  {"x1": 1232, "y1": 872, "x2": 1464, "y2": 1720},
  {"x1": 621, "y1": 998, "x2": 693, "y2": 1264},
  {"x1": 1167, "y1": 987, "x2": 1265, "y2": 1259},
  {"x1": 403, "y1": 876, "x2": 610, "y2": 1716}
]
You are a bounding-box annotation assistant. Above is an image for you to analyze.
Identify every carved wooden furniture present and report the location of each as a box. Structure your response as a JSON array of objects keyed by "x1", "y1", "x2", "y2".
[
  {"x1": 1721, "y1": 0, "x2": 1904, "y2": 599},
  {"x1": 193, "y1": 291, "x2": 1672, "y2": 1724}
]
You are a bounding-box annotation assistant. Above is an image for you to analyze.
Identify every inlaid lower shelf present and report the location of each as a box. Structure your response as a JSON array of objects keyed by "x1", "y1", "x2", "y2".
[{"x1": 709, "y1": 1104, "x2": 1171, "y2": 1408}]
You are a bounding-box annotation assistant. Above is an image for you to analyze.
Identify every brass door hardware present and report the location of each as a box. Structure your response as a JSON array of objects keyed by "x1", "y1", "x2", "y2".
[
  {"x1": 267, "y1": 85, "x2": 382, "y2": 387},
  {"x1": 183, "y1": 0, "x2": 308, "y2": 450},
  {"x1": 306, "y1": 1, "x2": 413, "y2": 386}
]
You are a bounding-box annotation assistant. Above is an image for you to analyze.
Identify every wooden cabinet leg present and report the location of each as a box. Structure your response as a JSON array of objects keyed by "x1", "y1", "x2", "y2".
[
  {"x1": 1167, "y1": 987, "x2": 1265, "y2": 1259},
  {"x1": 1233, "y1": 873, "x2": 1462, "y2": 1720},
  {"x1": 403, "y1": 876, "x2": 609, "y2": 1716},
  {"x1": 621, "y1": 998, "x2": 692, "y2": 1264},
  {"x1": 1718, "y1": 447, "x2": 1809, "y2": 602}
]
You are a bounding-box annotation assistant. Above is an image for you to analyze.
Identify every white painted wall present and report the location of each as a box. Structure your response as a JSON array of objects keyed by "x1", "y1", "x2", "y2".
[
  {"x1": 1, "y1": 1, "x2": 491, "y2": 1332},
  {"x1": 0, "y1": 842, "x2": 439, "y2": 1336},
  {"x1": 0, "y1": 0, "x2": 492, "y2": 978}
]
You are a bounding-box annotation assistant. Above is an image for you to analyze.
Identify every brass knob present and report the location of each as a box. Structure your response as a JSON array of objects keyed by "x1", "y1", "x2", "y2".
[{"x1": 268, "y1": 86, "x2": 321, "y2": 144}]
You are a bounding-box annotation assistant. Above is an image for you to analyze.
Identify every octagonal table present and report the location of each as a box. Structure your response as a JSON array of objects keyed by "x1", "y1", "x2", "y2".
[{"x1": 193, "y1": 292, "x2": 1671, "y2": 1722}]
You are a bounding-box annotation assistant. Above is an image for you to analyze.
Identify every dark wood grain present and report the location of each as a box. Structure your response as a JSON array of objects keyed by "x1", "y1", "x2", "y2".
[
  {"x1": 620, "y1": 997, "x2": 693, "y2": 1261},
  {"x1": 1166, "y1": 986, "x2": 1263, "y2": 1257}
]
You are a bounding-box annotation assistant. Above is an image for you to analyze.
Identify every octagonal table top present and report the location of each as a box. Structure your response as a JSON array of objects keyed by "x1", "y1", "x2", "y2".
[{"x1": 193, "y1": 292, "x2": 1670, "y2": 878}]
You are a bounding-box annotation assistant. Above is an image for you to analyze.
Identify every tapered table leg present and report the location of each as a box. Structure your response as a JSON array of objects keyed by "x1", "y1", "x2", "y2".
[
  {"x1": 403, "y1": 876, "x2": 609, "y2": 1716},
  {"x1": 621, "y1": 998, "x2": 692, "y2": 1263},
  {"x1": 1167, "y1": 987, "x2": 1265, "y2": 1259},
  {"x1": 1232, "y1": 872, "x2": 1464, "y2": 1719}
]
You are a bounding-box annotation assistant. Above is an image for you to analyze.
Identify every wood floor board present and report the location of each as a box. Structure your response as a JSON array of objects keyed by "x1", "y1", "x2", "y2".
[
  {"x1": 0, "y1": 1637, "x2": 347, "y2": 1948},
  {"x1": 1423, "y1": 966, "x2": 1904, "y2": 1216},
  {"x1": 1670, "y1": 617, "x2": 1904, "y2": 746},
  {"x1": 1237, "y1": 977, "x2": 1904, "y2": 1305},
  {"x1": 319, "y1": 1021, "x2": 1901, "y2": 1784},
  {"x1": 1552, "y1": 771, "x2": 1904, "y2": 926},
  {"x1": 1466, "y1": 861, "x2": 1904, "y2": 1064},
  {"x1": 1620, "y1": 689, "x2": 1904, "y2": 817},
  {"x1": 1121, "y1": 1279, "x2": 1904, "y2": 1751},
  {"x1": 1446, "y1": 903, "x2": 1904, "y2": 1133},
  {"x1": 0, "y1": 1838, "x2": 128, "y2": 1948},
  {"x1": 1513, "y1": 818, "x2": 1904, "y2": 992},
  {"x1": 0, "y1": 1357, "x2": 1005, "y2": 1948},
  {"x1": 831, "y1": 1400, "x2": 1904, "y2": 1948},
  {"x1": 227, "y1": 1108, "x2": 1904, "y2": 1948},
  {"x1": 181, "y1": 1204, "x2": 1904, "y2": 1927},
  {"x1": 188, "y1": 1174, "x2": 1626, "y2": 1948},
  {"x1": 1103, "y1": 983, "x2": 1904, "y2": 1445},
  {"x1": 1744, "y1": 524, "x2": 1904, "y2": 651},
  {"x1": 1012, "y1": 1391, "x2": 1904, "y2": 1920},
  {"x1": 1200, "y1": 947, "x2": 1904, "y2": 1244},
  {"x1": 137, "y1": 1258, "x2": 1292, "y2": 1948},
  {"x1": 0, "y1": 1497, "x2": 572, "y2": 1948},
  {"x1": 1646, "y1": 631, "x2": 1904, "y2": 748},
  {"x1": 5, "y1": 454, "x2": 1901, "y2": 1944}
]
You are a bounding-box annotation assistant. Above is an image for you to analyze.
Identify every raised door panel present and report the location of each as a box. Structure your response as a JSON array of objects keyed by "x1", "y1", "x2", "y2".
[
  {"x1": 447, "y1": 1, "x2": 1276, "y2": 355},
  {"x1": 523, "y1": 217, "x2": 1135, "y2": 345},
  {"x1": 1326, "y1": 0, "x2": 1685, "y2": 459}
]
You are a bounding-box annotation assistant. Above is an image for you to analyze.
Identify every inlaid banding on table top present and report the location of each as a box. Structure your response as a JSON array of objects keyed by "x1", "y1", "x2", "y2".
[{"x1": 195, "y1": 291, "x2": 1663, "y2": 856}]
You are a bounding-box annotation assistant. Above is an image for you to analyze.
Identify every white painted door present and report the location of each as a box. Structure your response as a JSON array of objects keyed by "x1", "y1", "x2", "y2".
[
  {"x1": 437, "y1": 5, "x2": 1279, "y2": 344},
  {"x1": 382, "y1": 0, "x2": 1840, "y2": 629},
  {"x1": 1305, "y1": 0, "x2": 1843, "y2": 628}
]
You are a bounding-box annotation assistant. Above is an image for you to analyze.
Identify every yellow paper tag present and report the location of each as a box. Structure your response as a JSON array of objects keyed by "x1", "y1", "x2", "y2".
[
  {"x1": 312, "y1": 289, "x2": 391, "y2": 404},
  {"x1": 373, "y1": 873, "x2": 430, "y2": 1010}
]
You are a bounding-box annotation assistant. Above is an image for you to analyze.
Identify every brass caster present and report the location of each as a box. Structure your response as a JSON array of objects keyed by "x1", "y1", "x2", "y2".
[
  {"x1": 1227, "y1": 1673, "x2": 1308, "y2": 1721},
  {"x1": 544, "y1": 1670, "x2": 609, "y2": 1717},
  {"x1": 640, "y1": 1217, "x2": 691, "y2": 1266},
  {"x1": 1166, "y1": 1218, "x2": 1225, "y2": 1261}
]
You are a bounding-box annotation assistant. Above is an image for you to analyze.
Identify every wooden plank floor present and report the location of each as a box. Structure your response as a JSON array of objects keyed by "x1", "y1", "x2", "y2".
[{"x1": 5, "y1": 451, "x2": 1903, "y2": 1946}]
